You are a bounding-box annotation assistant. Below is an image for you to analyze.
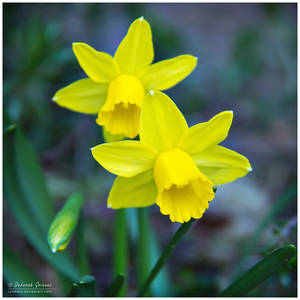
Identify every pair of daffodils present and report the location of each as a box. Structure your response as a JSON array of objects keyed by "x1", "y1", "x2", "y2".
[{"x1": 53, "y1": 17, "x2": 251, "y2": 223}]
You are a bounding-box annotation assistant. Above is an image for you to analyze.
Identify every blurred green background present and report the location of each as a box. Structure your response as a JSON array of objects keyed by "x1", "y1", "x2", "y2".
[{"x1": 3, "y1": 3, "x2": 297, "y2": 297}]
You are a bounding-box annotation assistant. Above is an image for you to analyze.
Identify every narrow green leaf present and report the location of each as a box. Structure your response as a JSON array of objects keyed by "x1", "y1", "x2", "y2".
[
  {"x1": 138, "y1": 219, "x2": 195, "y2": 297},
  {"x1": 3, "y1": 244, "x2": 50, "y2": 297},
  {"x1": 76, "y1": 213, "x2": 90, "y2": 276},
  {"x1": 48, "y1": 193, "x2": 83, "y2": 253},
  {"x1": 220, "y1": 244, "x2": 296, "y2": 297},
  {"x1": 113, "y1": 209, "x2": 128, "y2": 296},
  {"x1": 15, "y1": 128, "x2": 55, "y2": 233},
  {"x1": 3, "y1": 244, "x2": 38, "y2": 282},
  {"x1": 236, "y1": 184, "x2": 296, "y2": 276},
  {"x1": 148, "y1": 225, "x2": 172, "y2": 296},
  {"x1": 126, "y1": 208, "x2": 172, "y2": 296},
  {"x1": 4, "y1": 130, "x2": 80, "y2": 282},
  {"x1": 104, "y1": 274, "x2": 125, "y2": 297},
  {"x1": 68, "y1": 275, "x2": 96, "y2": 297}
]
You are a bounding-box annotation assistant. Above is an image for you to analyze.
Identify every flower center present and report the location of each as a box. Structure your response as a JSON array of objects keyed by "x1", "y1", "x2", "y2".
[
  {"x1": 103, "y1": 74, "x2": 145, "y2": 110},
  {"x1": 153, "y1": 148, "x2": 201, "y2": 190},
  {"x1": 97, "y1": 74, "x2": 145, "y2": 138},
  {"x1": 153, "y1": 148, "x2": 215, "y2": 223}
]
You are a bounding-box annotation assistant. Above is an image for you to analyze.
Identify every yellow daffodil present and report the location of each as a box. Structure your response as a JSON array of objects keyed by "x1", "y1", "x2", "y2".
[
  {"x1": 91, "y1": 92, "x2": 252, "y2": 223},
  {"x1": 52, "y1": 17, "x2": 197, "y2": 138}
]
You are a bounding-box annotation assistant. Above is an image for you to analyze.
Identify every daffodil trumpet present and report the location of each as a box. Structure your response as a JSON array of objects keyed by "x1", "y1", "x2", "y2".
[
  {"x1": 91, "y1": 92, "x2": 252, "y2": 223},
  {"x1": 53, "y1": 17, "x2": 197, "y2": 139}
]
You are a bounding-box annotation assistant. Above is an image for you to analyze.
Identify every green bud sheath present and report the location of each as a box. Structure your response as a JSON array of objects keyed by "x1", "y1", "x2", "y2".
[{"x1": 47, "y1": 193, "x2": 83, "y2": 253}]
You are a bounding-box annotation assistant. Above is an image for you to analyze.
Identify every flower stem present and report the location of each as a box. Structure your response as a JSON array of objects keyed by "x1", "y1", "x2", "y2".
[
  {"x1": 138, "y1": 219, "x2": 195, "y2": 297},
  {"x1": 137, "y1": 208, "x2": 151, "y2": 293},
  {"x1": 76, "y1": 213, "x2": 90, "y2": 276},
  {"x1": 114, "y1": 209, "x2": 128, "y2": 296}
]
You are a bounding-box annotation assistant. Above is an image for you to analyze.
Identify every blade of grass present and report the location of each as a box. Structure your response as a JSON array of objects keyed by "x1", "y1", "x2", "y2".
[
  {"x1": 148, "y1": 225, "x2": 172, "y2": 296},
  {"x1": 220, "y1": 244, "x2": 296, "y2": 297},
  {"x1": 104, "y1": 274, "x2": 125, "y2": 297},
  {"x1": 114, "y1": 209, "x2": 128, "y2": 296},
  {"x1": 76, "y1": 213, "x2": 90, "y2": 276},
  {"x1": 3, "y1": 244, "x2": 50, "y2": 297},
  {"x1": 137, "y1": 208, "x2": 151, "y2": 293},
  {"x1": 4, "y1": 130, "x2": 80, "y2": 282},
  {"x1": 138, "y1": 219, "x2": 195, "y2": 297},
  {"x1": 236, "y1": 183, "x2": 296, "y2": 276},
  {"x1": 126, "y1": 208, "x2": 172, "y2": 296},
  {"x1": 14, "y1": 128, "x2": 55, "y2": 233}
]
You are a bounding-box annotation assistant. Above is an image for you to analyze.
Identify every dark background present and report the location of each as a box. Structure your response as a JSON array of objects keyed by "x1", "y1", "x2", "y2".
[{"x1": 3, "y1": 3, "x2": 297, "y2": 297}]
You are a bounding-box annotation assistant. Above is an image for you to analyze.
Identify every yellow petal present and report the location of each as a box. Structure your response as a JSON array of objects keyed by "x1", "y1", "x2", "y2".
[
  {"x1": 140, "y1": 91, "x2": 188, "y2": 152},
  {"x1": 179, "y1": 111, "x2": 233, "y2": 154},
  {"x1": 52, "y1": 79, "x2": 107, "y2": 114},
  {"x1": 108, "y1": 170, "x2": 157, "y2": 209},
  {"x1": 140, "y1": 55, "x2": 197, "y2": 91},
  {"x1": 192, "y1": 145, "x2": 252, "y2": 185},
  {"x1": 73, "y1": 42, "x2": 119, "y2": 83},
  {"x1": 156, "y1": 176, "x2": 214, "y2": 223},
  {"x1": 91, "y1": 140, "x2": 157, "y2": 177},
  {"x1": 114, "y1": 17, "x2": 154, "y2": 74}
]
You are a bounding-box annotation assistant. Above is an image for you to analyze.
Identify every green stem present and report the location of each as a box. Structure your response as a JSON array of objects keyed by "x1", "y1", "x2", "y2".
[
  {"x1": 137, "y1": 208, "x2": 151, "y2": 293},
  {"x1": 76, "y1": 213, "x2": 90, "y2": 276},
  {"x1": 138, "y1": 219, "x2": 195, "y2": 297},
  {"x1": 105, "y1": 274, "x2": 125, "y2": 297},
  {"x1": 114, "y1": 209, "x2": 128, "y2": 296}
]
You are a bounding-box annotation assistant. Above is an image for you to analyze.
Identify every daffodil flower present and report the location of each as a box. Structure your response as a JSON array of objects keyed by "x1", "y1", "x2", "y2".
[
  {"x1": 91, "y1": 92, "x2": 252, "y2": 223},
  {"x1": 53, "y1": 17, "x2": 197, "y2": 138}
]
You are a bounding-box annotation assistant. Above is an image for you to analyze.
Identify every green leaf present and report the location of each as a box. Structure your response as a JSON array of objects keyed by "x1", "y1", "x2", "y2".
[
  {"x1": 3, "y1": 244, "x2": 51, "y2": 297},
  {"x1": 47, "y1": 193, "x2": 83, "y2": 253},
  {"x1": 138, "y1": 219, "x2": 195, "y2": 296},
  {"x1": 236, "y1": 184, "x2": 296, "y2": 276},
  {"x1": 126, "y1": 208, "x2": 172, "y2": 296},
  {"x1": 220, "y1": 244, "x2": 296, "y2": 297},
  {"x1": 104, "y1": 274, "x2": 125, "y2": 297},
  {"x1": 4, "y1": 129, "x2": 80, "y2": 282},
  {"x1": 68, "y1": 275, "x2": 97, "y2": 297},
  {"x1": 148, "y1": 224, "x2": 172, "y2": 296},
  {"x1": 15, "y1": 128, "x2": 55, "y2": 233}
]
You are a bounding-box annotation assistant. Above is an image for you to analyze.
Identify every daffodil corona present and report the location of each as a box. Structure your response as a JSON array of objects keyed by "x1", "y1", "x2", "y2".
[
  {"x1": 91, "y1": 92, "x2": 252, "y2": 223},
  {"x1": 53, "y1": 17, "x2": 197, "y2": 138}
]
